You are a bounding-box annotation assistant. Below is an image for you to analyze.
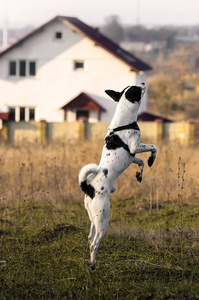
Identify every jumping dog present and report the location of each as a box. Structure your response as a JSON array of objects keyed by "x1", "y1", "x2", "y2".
[{"x1": 79, "y1": 83, "x2": 157, "y2": 269}]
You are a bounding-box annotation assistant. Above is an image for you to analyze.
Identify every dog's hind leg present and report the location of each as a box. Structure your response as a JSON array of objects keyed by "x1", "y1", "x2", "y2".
[
  {"x1": 90, "y1": 201, "x2": 110, "y2": 270},
  {"x1": 90, "y1": 223, "x2": 109, "y2": 270},
  {"x1": 135, "y1": 143, "x2": 157, "y2": 167},
  {"x1": 88, "y1": 218, "x2": 96, "y2": 248},
  {"x1": 84, "y1": 196, "x2": 96, "y2": 247},
  {"x1": 132, "y1": 157, "x2": 145, "y2": 182}
]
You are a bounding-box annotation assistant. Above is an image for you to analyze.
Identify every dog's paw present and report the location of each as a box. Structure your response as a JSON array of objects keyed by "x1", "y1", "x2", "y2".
[
  {"x1": 136, "y1": 171, "x2": 142, "y2": 183},
  {"x1": 148, "y1": 156, "x2": 155, "y2": 167},
  {"x1": 84, "y1": 259, "x2": 95, "y2": 270},
  {"x1": 90, "y1": 263, "x2": 96, "y2": 271},
  {"x1": 111, "y1": 186, "x2": 117, "y2": 193}
]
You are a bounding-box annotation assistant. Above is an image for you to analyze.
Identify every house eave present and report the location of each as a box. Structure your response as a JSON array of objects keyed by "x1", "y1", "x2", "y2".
[
  {"x1": 0, "y1": 15, "x2": 152, "y2": 73},
  {"x1": 61, "y1": 92, "x2": 106, "y2": 112},
  {"x1": 0, "y1": 16, "x2": 60, "y2": 58},
  {"x1": 62, "y1": 18, "x2": 152, "y2": 73}
]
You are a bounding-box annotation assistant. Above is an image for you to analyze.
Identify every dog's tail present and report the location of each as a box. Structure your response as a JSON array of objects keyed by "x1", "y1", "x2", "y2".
[{"x1": 78, "y1": 164, "x2": 98, "y2": 199}]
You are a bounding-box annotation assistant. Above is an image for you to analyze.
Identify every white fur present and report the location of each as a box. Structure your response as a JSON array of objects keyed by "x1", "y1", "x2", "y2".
[
  {"x1": 78, "y1": 164, "x2": 98, "y2": 182},
  {"x1": 79, "y1": 83, "x2": 157, "y2": 269}
]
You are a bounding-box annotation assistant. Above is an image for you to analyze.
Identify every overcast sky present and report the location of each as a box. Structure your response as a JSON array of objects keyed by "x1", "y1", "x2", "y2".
[{"x1": 0, "y1": 0, "x2": 199, "y2": 28}]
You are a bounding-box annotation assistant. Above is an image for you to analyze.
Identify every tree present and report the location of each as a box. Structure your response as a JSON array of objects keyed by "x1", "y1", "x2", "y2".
[
  {"x1": 149, "y1": 48, "x2": 187, "y2": 113},
  {"x1": 148, "y1": 46, "x2": 199, "y2": 117},
  {"x1": 100, "y1": 16, "x2": 123, "y2": 44}
]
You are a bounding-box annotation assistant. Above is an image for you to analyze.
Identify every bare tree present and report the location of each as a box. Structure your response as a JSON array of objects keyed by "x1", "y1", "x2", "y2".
[{"x1": 100, "y1": 16, "x2": 124, "y2": 44}]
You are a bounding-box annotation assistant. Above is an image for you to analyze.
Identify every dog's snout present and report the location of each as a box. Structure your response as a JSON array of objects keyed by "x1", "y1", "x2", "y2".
[{"x1": 140, "y1": 82, "x2": 146, "y2": 93}]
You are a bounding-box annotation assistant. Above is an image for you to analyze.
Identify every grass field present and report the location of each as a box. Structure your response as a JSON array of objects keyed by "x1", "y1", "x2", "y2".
[{"x1": 0, "y1": 142, "x2": 199, "y2": 299}]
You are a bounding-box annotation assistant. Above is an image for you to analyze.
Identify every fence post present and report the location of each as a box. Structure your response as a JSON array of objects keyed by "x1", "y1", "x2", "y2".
[
  {"x1": 0, "y1": 122, "x2": 8, "y2": 142},
  {"x1": 154, "y1": 119, "x2": 163, "y2": 143},
  {"x1": 178, "y1": 122, "x2": 185, "y2": 146},
  {"x1": 77, "y1": 121, "x2": 86, "y2": 140},
  {"x1": 39, "y1": 121, "x2": 47, "y2": 144},
  {"x1": 185, "y1": 119, "x2": 195, "y2": 145}
]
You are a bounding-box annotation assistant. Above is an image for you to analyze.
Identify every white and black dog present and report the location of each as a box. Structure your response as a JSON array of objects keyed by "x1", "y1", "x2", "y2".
[{"x1": 79, "y1": 83, "x2": 157, "y2": 270}]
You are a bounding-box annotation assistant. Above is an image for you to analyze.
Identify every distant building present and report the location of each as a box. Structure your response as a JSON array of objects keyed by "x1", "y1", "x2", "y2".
[
  {"x1": 175, "y1": 34, "x2": 199, "y2": 44},
  {"x1": 121, "y1": 34, "x2": 153, "y2": 53},
  {"x1": 0, "y1": 16, "x2": 152, "y2": 123}
]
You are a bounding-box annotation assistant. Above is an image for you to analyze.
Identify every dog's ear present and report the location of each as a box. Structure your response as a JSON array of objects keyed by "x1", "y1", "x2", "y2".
[
  {"x1": 105, "y1": 90, "x2": 121, "y2": 102},
  {"x1": 105, "y1": 86, "x2": 130, "y2": 102}
]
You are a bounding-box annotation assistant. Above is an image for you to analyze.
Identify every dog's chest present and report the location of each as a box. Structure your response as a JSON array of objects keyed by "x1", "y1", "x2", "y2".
[
  {"x1": 109, "y1": 99, "x2": 138, "y2": 130},
  {"x1": 99, "y1": 147, "x2": 132, "y2": 177}
]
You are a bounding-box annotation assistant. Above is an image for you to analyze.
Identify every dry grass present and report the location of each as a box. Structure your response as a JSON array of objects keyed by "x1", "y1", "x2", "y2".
[
  {"x1": 0, "y1": 141, "x2": 198, "y2": 206},
  {"x1": 1, "y1": 141, "x2": 199, "y2": 299}
]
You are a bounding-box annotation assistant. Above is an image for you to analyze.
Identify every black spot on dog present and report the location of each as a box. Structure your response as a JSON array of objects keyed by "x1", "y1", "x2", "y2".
[
  {"x1": 101, "y1": 187, "x2": 104, "y2": 190},
  {"x1": 106, "y1": 142, "x2": 121, "y2": 151},
  {"x1": 103, "y1": 169, "x2": 108, "y2": 177},
  {"x1": 125, "y1": 86, "x2": 142, "y2": 103},
  {"x1": 80, "y1": 181, "x2": 95, "y2": 199},
  {"x1": 105, "y1": 134, "x2": 131, "y2": 154},
  {"x1": 106, "y1": 153, "x2": 111, "y2": 156}
]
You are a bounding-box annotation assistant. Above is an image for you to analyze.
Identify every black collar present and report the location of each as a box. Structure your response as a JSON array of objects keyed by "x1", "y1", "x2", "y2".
[
  {"x1": 105, "y1": 121, "x2": 139, "y2": 156},
  {"x1": 111, "y1": 121, "x2": 140, "y2": 133}
]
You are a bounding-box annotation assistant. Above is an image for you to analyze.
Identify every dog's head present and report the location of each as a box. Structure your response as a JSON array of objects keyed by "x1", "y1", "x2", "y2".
[{"x1": 105, "y1": 83, "x2": 146, "y2": 103}]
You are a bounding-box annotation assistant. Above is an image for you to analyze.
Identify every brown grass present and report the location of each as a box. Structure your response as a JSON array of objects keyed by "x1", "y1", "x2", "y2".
[{"x1": 0, "y1": 141, "x2": 198, "y2": 205}]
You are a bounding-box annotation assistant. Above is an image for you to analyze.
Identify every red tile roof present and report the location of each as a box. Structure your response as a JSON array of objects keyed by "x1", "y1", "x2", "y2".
[{"x1": 0, "y1": 16, "x2": 152, "y2": 73}]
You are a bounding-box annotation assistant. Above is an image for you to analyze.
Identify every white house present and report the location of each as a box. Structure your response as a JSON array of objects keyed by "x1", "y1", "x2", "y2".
[{"x1": 0, "y1": 16, "x2": 152, "y2": 123}]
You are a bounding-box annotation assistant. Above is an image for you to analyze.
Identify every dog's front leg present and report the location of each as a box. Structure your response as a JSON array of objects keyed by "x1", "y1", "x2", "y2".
[
  {"x1": 132, "y1": 156, "x2": 145, "y2": 182},
  {"x1": 135, "y1": 143, "x2": 157, "y2": 167}
]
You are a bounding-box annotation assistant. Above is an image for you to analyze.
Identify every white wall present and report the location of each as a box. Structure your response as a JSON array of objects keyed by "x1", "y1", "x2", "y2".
[{"x1": 0, "y1": 19, "x2": 147, "y2": 122}]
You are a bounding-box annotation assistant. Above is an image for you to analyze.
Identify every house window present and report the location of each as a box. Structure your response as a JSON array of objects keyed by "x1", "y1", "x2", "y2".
[
  {"x1": 9, "y1": 60, "x2": 36, "y2": 77},
  {"x1": 20, "y1": 60, "x2": 26, "y2": 77},
  {"x1": 29, "y1": 108, "x2": 35, "y2": 120},
  {"x1": 29, "y1": 62, "x2": 36, "y2": 76},
  {"x1": 9, "y1": 107, "x2": 36, "y2": 122},
  {"x1": 55, "y1": 32, "x2": 62, "y2": 39},
  {"x1": 9, "y1": 107, "x2": 16, "y2": 121},
  {"x1": 74, "y1": 60, "x2": 85, "y2": 70},
  {"x1": 9, "y1": 61, "x2": 16, "y2": 76},
  {"x1": 20, "y1": 107, "x2": 25, "y2": 121}
]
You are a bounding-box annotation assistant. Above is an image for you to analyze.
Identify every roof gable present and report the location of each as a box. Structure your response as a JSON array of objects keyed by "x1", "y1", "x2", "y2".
[
  {"x1": 0, "y1": 15, "x2": 152, "y2": 73},
  {"x1": 61, "y1": 93, "x2": 106, "y2": 111},
  {"x1": 61, "y1": 16, "x2": 152, "y2": 72},
  {"x1": 0, "y1": 16, "x2": 59, "y2": 58}
]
